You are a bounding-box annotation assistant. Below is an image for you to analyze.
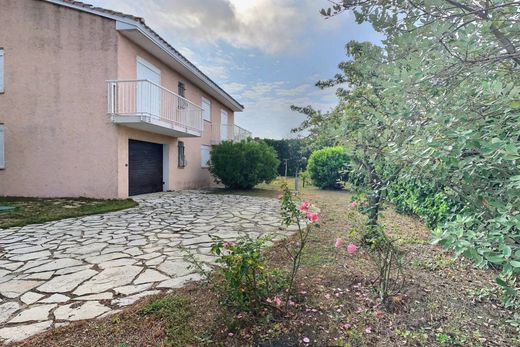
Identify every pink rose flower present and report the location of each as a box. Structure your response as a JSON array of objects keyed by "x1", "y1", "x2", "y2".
[
  {"x1": 335, "y1": 238, "x2": 343, "y2": 248},
  {"x1": 350, "y1": 201, "x2": 358, "y2": 208},
  {"x1": 223, "y1": 241, "x2": 234, "y2": 249},
  {"x1": 299, "y1": 201, "x2": 310, "y2": 212},
  {"x1": 274, "y1": 297, "x2": 282, "y2": 306},
  {"x1": 346, "y1": 243, "x2": 358, "y2": 254},
  {"x1": 341, "y1": 323, "x2": 352, "y2": 330},
  {"x1": 307, "y1": 212, "x2": 319, "y2": 223}
]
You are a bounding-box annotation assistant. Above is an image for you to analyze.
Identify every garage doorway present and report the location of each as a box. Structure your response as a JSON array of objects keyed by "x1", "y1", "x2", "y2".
[{"x1": 128, "y1": 139, "x2": 164, "y2": 196}]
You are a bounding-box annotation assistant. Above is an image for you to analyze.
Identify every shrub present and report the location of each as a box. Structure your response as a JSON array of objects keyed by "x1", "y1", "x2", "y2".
[
  {"x1": 210, "y1": 140, "x2": 280, "y2": 189},
  {"x1": 307, "y1": 146, "x2": 349, "y2": 189},
  {"x1": 210, "y1": 236, "x2": 286, "y2": 313}
]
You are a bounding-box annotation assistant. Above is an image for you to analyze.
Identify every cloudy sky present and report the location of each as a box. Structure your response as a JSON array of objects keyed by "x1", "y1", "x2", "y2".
[{"x1": 88, "y1": 0, "x2": 383, "y2": 139}]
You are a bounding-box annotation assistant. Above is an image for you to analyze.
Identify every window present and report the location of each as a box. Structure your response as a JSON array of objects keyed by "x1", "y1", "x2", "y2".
[
  {"x1": 0, "y1": 48, "x2": 4, "y2": 93},
  {"x1": 178, "y1": 141, "x2": 186, "y2": 168},
  {"x1": 0, "y1": 124, "x2": 4, "y2": 169},
  {"x1": 178, "y1": 82, "x2": 188, "y2": 109},
  {"x1": 201, "y1": 145, "x2": 211, "y2": 168},
  {"x1": 202, "y1": 97, "x2": 211, "y2": 122},
  {"x1": 178, "y1": 82, "x2": 186, "y2": 97}
]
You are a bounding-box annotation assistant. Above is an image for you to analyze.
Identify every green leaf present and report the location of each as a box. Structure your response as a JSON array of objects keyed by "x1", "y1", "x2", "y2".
[
  {"x1": 496, "y1": 278, "x2": 508, "y2": 287},
  {"x1": 510, "y1": 260, "x2": 520, "y2": 268},
  {"x1": 486, "y1": 254, "x2": 505, "y2": 264},
  {"x1": 501, "y1": 245, "x2": 512, "y2": 258}
]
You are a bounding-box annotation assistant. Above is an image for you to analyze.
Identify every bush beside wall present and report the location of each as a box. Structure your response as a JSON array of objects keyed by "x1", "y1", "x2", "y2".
[{"x1": 210, "y1": 140, "x2": 280, "y2": 189}]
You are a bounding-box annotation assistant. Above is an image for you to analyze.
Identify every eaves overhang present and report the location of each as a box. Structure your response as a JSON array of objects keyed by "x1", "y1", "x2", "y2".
[{"x1": 42, "y1": 0, "x2": 245, "y2": 112}]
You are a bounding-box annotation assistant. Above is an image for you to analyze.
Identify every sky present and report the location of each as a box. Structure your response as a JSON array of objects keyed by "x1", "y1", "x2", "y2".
[{"x1": 88, "y1": 0, "x2": 383, "y2": 139}]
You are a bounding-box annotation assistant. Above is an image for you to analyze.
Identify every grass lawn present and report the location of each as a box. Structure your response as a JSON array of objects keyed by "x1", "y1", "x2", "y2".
[
  {"x1": 0, "y1": 196, "x2": 137, "y2": 229},
  {"x1": 17, "y1": 179, "x2": 518, "y2": 346}
]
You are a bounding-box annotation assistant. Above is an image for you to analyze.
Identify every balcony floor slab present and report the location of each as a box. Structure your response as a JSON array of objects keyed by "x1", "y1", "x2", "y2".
[{"x1": 112, "y1": 115, "x2": 201, "y2": 138}]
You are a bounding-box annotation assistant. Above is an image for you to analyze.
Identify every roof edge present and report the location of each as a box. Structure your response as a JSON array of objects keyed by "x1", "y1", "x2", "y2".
[{"x1": 42, "y1": 0, "x2": 244, "y2": 112}]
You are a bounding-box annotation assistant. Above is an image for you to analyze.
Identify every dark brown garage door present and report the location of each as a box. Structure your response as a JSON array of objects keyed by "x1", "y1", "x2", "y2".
[{"x1": 128, "y1": 140, "x2": 163, "y2": 196}]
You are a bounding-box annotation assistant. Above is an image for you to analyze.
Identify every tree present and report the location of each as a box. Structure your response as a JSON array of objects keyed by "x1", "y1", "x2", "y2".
[
  {"x1": 262, "y1": 138, "x2": 312, "y2": 177},
  {"x1": 299, "y1": 0, "x2": 520, "y2": 301},
  {"x1": 298, "y1": 42, "x2": 416, "y2": 227}
]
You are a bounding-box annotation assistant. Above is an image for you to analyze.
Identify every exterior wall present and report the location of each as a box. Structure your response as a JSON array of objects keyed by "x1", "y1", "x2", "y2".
[
  {"x1": 0, "y1": 0, "x2": 120, "y2": 198},
  {"x1": 115, "y1": 34, "x2": 235, "y2": 195}
]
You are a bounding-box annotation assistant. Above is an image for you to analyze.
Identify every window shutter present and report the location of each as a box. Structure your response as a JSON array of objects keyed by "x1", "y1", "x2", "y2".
[
  {"x1": 178, "y1": 141, "x2": 186, "y2": 167},
  {"x1": 0, "y1": 124, "x2": 5, "y2": 169},
  {"x1": 0, "y1": 49, "x2": 4, "y2": 93}
]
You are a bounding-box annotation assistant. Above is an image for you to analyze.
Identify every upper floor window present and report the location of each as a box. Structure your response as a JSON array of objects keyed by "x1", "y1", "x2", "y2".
[
  {"x1": 202, "y1": 97, "x2": 211, "y2": 122},
  {"x1": 178, "y1": 82, "x2": 186, "y2": 98},
  {"x1": 0, "y1": 48, "x2": 4, "y2": 93}
]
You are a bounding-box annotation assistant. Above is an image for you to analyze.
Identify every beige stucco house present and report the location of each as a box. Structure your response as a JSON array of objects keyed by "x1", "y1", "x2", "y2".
[{"x1": 0, "y1": 0, "x2": 251, "y2": 198}]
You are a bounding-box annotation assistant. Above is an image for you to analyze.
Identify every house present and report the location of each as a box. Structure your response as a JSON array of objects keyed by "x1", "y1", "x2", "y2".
[{"x1": 0, "y1": 0, "x2": 251, "y2": 198}]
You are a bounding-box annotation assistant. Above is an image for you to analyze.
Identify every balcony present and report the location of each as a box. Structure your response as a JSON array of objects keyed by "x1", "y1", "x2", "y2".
[
  {"x1": 107, "y1": 80, "x2": 203, "y2": 137},
  {"x1": 211, "y1": 123, "x2": 252, "y2": 144}
]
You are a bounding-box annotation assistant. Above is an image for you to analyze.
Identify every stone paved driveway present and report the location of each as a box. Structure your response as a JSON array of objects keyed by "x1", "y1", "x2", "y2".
[{"x1": 0, "y1": 191, "x2": 290, "y2": 344}]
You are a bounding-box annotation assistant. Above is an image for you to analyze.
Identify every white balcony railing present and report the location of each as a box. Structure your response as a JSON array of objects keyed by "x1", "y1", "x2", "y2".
[
  {"x1": 107, "y1": 80, "x2": 203, "y2": 136},
  {"x1": 212, "y1": 123, "x2": 252, "y2": 144},
  {"x1": 230, "y1": 124, "x2": 253, "y2": 142}
]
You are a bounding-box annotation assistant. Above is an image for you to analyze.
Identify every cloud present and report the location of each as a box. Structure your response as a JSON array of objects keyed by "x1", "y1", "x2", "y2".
[
  {"x1": 177, "y1": 46, "x2": 237, "y2": 82},
  {"x1": 235, "y1": 81, "x2": 339, "y2": 139},
  {"x1": 241, "y1": 81, "x2": 285, "y2": 99},
  {"x1": 275, "y1": 84, "x2": 311, "y2": 97},
  {"x1": 95, "y1": 0, "x2": 338, "y2": 54},
  {"x1": 221, "y1": 82, "x2": 247, "y2": 94}
]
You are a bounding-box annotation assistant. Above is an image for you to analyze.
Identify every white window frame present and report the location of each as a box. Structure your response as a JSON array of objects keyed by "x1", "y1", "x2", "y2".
[
  {"x1": 0, "y1": 124, "x2": 5, "y2": 169},
  {"x1": 0, "y1": 48, "x2": 4, "y2": 93},
  {"x1": 201, "y1": 144, "x2": 211, "y2": 168},
  {"x1": 201, "y1": 97, "x2": 211, "y2": 122}
]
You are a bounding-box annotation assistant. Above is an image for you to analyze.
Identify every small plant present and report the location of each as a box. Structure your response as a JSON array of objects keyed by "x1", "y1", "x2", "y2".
[
  {"x1": 435, "y1": 332, "x2": 452, "y2": 344},
  {"x1": 138, "y1": 295, "x2": 194, "y2": 346},
  {"x1": 279, "y1": 181, "x2": 320, "y2": 306},
  {"x1": 179, "y1": 244, "x2": 213, "y2": 280},
  {"x1": 299, "y1": 170, "x2": 311, "y2": 187},
  {"x1": 210, "y1": 236, "x2": 286, "y2": 313}
]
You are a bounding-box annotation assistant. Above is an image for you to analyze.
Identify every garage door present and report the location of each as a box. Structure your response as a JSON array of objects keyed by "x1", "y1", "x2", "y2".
[{"x1": 128, "y1": 140, "x2": 163, "y2": 196}]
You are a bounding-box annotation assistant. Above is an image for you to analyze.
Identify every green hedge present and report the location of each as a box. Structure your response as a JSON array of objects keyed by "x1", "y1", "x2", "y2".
[
  {"x1": 387, "y1": 178, "x2": 459, "y2": 229},
  {"x1": 210, "y1": 140, "x2": 279, "y2": 189}
]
